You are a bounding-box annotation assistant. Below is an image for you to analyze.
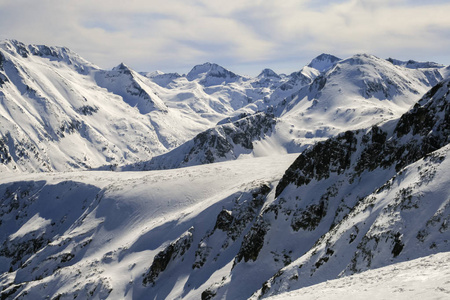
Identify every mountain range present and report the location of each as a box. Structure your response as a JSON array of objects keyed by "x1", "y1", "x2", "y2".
[{"x1": 0, "y1": 39, "x2": 449, "y2": 299}]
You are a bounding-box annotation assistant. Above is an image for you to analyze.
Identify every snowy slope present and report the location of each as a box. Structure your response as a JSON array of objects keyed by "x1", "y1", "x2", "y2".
[
  {"x1": 0, "y1": 154, "x2": 298, "y2": 300},
  {"x1": 266, "y1": 251, "x2": 450, "y2": 300}
]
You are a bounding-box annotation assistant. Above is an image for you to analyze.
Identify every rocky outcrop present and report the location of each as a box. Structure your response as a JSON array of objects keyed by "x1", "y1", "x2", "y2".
[
  {"x1": 193, "y1": 184, "x2": 271, "y2": 269},
  {"x1": 138, "y1": 112, "x2": 277, "y2": 170},
  {"x1": 143, "y1": 227, "x2": 194, "y2": 286}
]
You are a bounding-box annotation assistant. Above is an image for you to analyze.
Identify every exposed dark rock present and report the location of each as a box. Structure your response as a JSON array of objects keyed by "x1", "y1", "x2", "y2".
[
  {"x1": 0, "y1": 72, "x2": 8, "y2": 86},
  {"x1": 1, "y1": 283, "x2": 24, "y2": 300},
  {"x1": 214, "y1": 209, "x2": 234, "y2": 231},
  {"x1": 0, "y1": 136, "x2": 12, "y2": 164},
  {"x1": 143, "y1": 228, "x2": 194, "y2": 286},
  {"x1": 309, "y1": 75, "x2": 327, "y2": 93},
  {"x1": 59, "y1": 119, "x2": 82, "y2": 136},
  {"x1": 291, "y1": 200, "x2": 327, "y2": 232},
  {"x1": 78, "y1": 105, "x2": 99, "y2": 116},
  {"x1": 30, "y1": 45, "x2": 59, "y2": 58},
  {"x1": 60, "y1": 252, "x2": 75, "y2": 263},
  {"x1": 277, "y1": 71, "x2": 313, "y2": 92},
  {"x1": 193, "y1": 184, "x2": 271, "y2": 269},
  {"x1": 201, "y1": 289, "x2": 216, "y2": 300},
  {"x1": 0, "y1": 51, "x2": 5, "y2": 70},
  {"x1": 235, "y1": 221, "x2": 268, "y2": 263},
  {"x1": 0, "y1": 235, "x2": 48, "y2": 266},
  {"x1": 182, "y1": 112, "x2": 276, "y2": 165},
  {"x1": 391, "y1": 233, "x2": 404, "y2": 258},
  {"x1": 14, "y1": 42, "x2": 30, "y2": 58},
  {"x1": 276, "y1": 130, "x2": 357, "y2": 197}
]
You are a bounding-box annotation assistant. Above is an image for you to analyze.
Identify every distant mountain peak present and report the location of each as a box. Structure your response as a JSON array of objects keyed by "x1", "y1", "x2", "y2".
[
  {"x1": 257, "y1": 68, "x2": 280, "y2": 79},
  {"x1": 307, "y1": 53, "x2": 341, "y2": 72},
  {"x1": 187, "y1": 62, "x2": 234, "y2": 79},
  {"x1": 186, "y1": 62, "x2": 240, "y2": 86},
  {"x1": 112, "y1": 62, "x2": 131, "y2": 71},
  {"x1": 341, "y1": 53, "x2": 381, "y2": 65},
  {"x1": 144, "y1": 70, "x2": 165, "y2": 77}
]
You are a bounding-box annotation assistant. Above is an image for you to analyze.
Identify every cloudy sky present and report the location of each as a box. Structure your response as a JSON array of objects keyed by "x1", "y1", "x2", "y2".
[{"x1": 1, "y1": 0, "x2": 449, "y2": 76}]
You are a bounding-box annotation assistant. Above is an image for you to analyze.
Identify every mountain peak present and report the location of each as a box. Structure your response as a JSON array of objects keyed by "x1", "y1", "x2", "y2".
[
  {"x1": 186, "y1": 62, "x2": 240, "y2": 86},
  {"x1": 307, "y1": 53, "x2": 341, "y2": 72},
  {"x1": 344, "y1": 53, "x2": 387, "y2": 66},
  {"x1": 187, "y1": 62, "x2": 227, "y2": 78},
  {"x1": 257, "y1": 68, "x2": 280, "y2": 79},
  {"x1": 113, "y1": 62, "x2": 131, "y2": 71},
  {"x1": 144, "y1": 70, "x2": 165, "y2": 78}
]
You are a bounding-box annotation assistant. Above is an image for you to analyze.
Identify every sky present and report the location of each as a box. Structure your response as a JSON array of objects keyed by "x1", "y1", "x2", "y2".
[{"x1": 0, "y1": 0, "x2": 449, "y2": 76}]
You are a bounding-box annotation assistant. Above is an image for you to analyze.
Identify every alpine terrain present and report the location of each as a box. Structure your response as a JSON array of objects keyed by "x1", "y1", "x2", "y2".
[{"x1": 0, "y1": 39, "x2": 449, "y2": 300}]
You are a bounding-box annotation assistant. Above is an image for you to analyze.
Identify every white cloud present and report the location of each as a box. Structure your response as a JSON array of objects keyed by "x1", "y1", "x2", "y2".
[{"x1": 0, "y1": 0, "x2": 449, "y2": 75}]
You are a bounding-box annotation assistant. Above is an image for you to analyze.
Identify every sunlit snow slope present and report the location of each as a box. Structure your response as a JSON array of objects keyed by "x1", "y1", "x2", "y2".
[
  {"x1": 266, "y1": 251, "x2": 450, "y2": 300},
  {"x1": 0, "y1": 154, "x2": 298, "y2": 299}
]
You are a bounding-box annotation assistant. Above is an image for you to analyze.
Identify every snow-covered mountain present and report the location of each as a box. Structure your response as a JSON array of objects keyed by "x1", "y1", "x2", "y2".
[
  {"x1": 129, "y1": 53, "x2": 445, "y2": 171},
  {"x1": 307, "y1": 53, "x2": 341, "y2": 72},
  {"x1": 0, "y1": 41, "x2": 247, "y2": 172},
  {"x1": 1, "y1": 39, "x2": 450, "y2": 300},
  {"x1": 186, "y1": 62, "x2": 243, "y2": 87},
  {"x1": 251, "y1": 78, "x2": 450, "y2": 299}
]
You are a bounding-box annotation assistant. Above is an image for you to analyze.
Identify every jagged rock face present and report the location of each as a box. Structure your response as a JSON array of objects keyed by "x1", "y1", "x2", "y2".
[
  {"x1": 275, "y1": 130, "x2": 357, "y2": 196},
  {"x1": 235, "y1": 220, "x2": 268, "y2": 263},
  {"x1": 192, "y1": 184, "x2": 271, "y2": 271},
  {"x1": 335, "y1": 54, "x2": 427, "y2": 99},
  {"x1": 1, "y1": 40, "x2": 447, "y2": 173},
  {"x1": 143, "y1": 227, "x2": 194, "y2": 286},
  {"x1": 396, "y1": 80, "x2": 450, "y2": 138},
  {"x1": 0, "y1": 40, "x2": 227, "y2": 172},
  {"x1": 122, "y1": 80, "x2": 450, "y2": 299},
  {"x1": 0, "y1": 156, "x2": 296, "y2": 300},
  {"x1": 140, "y1": 112, "x2": 277, "y2": 170},
  {"x1": 277, "y1": 70, "x2": 315, "y2": 92},
  {"x1": 3, "y1": 39, "x2": 97, "y2": 74}
]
